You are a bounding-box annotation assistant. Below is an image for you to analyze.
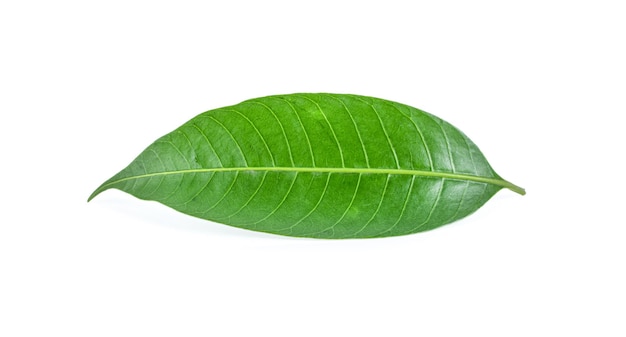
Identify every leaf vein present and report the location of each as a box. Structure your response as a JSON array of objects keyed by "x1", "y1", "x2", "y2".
[
  {"x1": 191, "y1": 123, "x2": 223, "y2": 167},
  {"x1": 385, "y1": 101, "x2": 434, "y2": 171},
  {"x1": 171, "y1": 172, "x2": 216, "y2": 208},
  {"x1": 351, "y1": 174, "x2": 391, "y2": 237},
  {"x1": 306, "y1": 173, "x2": 362, "y2": 237},
  {"x1": 212, "y1": 171, "x2": 268, "y2": 222},
  {"x1": 352, "y1": 96, "x2": 400, "y2": 168},
  {"x1": 196, "y1": 171, "x2": 240, "y2": 217},
  {"x1": 247, "y1": 172, "x2": 299, "y2": 226},
  {"x1": 374, "y1": 175, "x2": 415, "y2": 237},
  {"x1": 251, "y1": 100, "x2": 295, "y2": 166},
  {"x1": 438, "y1": 122, "x2": 456, "y2": 172},
  {"x1": 140, "y1": 148, "x2": 167, "y2": 198},
  {"x1": 281, "y1": 173, "x2": 332, "y2": 233},
  {"x1": 410, "y1": 178, "x2": 445, "y2": 233},
  {"x1": 448, "y1": 181, "x2": 470, "y2": 222},
  {"x1": 97, "y1": 166, "x2": 523, "y2": 194},
  {"x1": 325, "y1": 94, "x2": 370, "y2": 168},
  {"x1": 224, "y1": 108, "x2": 276, "y2": 166},
  {"x1": 296, "y1": 94, "x2": 345, "y2": 168},
  {"x1": 280, "y1": 97, "x2": 316, "y2": 167},
  {"x1": 203, "y1": 115, "x2": 248, "y2": 166}
]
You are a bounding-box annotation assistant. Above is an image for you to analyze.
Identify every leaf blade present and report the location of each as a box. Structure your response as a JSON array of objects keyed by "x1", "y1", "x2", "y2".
[{"x1": 89, "y1": 93, "x2": 525, "y2": 238}]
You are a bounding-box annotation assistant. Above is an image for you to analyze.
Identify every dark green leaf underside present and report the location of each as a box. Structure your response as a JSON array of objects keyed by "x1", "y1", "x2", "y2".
[{"x1": 90, "y1": 93, "x2": 524, "y2": 239}]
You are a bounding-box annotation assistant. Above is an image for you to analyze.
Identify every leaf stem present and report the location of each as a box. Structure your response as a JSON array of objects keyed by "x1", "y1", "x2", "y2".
[{"x1": 499, "y1": 179, "x2": 526, "y2": 196}]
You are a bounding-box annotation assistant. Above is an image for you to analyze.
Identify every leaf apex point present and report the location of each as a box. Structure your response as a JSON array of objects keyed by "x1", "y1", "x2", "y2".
[{"x1": 87, "y1": 188, "x2": 103, "y2": 202}]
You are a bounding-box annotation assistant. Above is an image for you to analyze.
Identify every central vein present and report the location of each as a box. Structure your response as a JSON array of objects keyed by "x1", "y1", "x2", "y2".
[{"x1": 104, "y1": 166, "x2": 525, "y2": 195}]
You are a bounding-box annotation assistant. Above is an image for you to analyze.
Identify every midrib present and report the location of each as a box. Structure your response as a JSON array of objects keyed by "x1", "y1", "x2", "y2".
[{"x1": 102, "y1": 166, "x2": 526, "y2": 195}]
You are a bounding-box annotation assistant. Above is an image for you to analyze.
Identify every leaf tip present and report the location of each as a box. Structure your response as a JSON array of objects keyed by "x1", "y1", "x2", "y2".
[
  {"x1": 87, "y1": 191, "x2": 98, "y2": 202},
  {"x1": 87, "y1": 185, "x2": 107, "y2": 202}
]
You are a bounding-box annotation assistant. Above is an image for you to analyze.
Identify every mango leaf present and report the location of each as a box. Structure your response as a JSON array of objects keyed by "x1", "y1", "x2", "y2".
[{"x1": 89, "y1": 93, "x2": 524, "y2": 239}]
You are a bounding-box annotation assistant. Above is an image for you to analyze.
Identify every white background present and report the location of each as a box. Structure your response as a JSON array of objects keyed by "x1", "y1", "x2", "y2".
[{"x1": 1, "y1": 1, "x2": 624, "y2": 336}]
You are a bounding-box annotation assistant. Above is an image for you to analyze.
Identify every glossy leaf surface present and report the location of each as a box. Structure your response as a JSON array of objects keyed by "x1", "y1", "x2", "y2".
[{"x1": 89, "y1": 93, "x2": 524, "y2": 238}]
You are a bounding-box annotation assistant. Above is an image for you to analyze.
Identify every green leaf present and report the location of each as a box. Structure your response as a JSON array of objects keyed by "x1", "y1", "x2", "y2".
[{"x1": 89, "y1": 93, "x2": 524, "y2": 239}]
